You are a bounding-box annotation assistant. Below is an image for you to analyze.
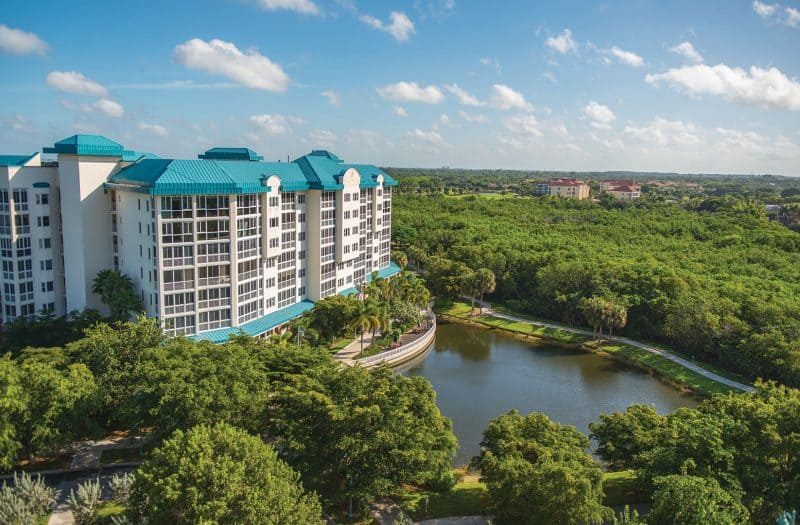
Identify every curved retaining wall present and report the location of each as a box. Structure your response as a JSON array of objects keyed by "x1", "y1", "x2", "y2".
[{"x1": 356, "y1": 315, "x2": 437, "y2": 369}]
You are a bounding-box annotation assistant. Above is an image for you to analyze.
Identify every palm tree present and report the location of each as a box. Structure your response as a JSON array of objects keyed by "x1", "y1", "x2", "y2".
[
  {"x1": 349, "y1": 299, "x2": 381, "y2": 355},
  {"x1": 475, "y1": 268, "x2": 496, "y2": 307},
  {"x1": 270, "y1": 330, "x2": 294, "y2": 349},
  {"x1": 92, "y1": 269, "x2": 142, "y2": 321}
]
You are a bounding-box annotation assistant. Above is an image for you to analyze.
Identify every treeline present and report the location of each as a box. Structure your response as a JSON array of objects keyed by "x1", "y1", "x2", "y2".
[
  {"x1": 0, "y1": 317, "x2": 457, "y2": 521},
  {"x1": 394, "y1": 193, "x2": 800, "y2": 386}
]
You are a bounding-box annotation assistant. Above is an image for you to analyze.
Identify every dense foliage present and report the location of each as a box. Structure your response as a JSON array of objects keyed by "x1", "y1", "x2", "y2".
[
  {"x1": 394, "y1": 193, "x2": 800, "y2": 386},
  {"x1": 472, "y1": 410, "x2": 610, "y2": 525},
  {"x1": 590, "y1": 383, "x2": 800, "y2": 523},
  {"x1": 130, "y1": 423, "x2": 323, "y2": 524}
]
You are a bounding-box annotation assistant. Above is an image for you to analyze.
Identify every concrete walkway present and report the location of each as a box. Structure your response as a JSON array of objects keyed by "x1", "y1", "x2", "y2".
[
  {"x1": 416, "y1": 518, "x2": 492, "y2": 525},
  {"x1": 474, "y1": 299, "x2": 754, "y2": 393},
  {"x1": 48, "y1": 436, "x2": 145, "y2": 525},
  {"x1": 334, "y1": 331, "x2": 381, "y2": 365}
]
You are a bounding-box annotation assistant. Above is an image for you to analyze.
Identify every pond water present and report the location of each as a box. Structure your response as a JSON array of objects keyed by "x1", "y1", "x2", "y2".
[{"x1": 403, "y1": 322, "x2": 701, "y2": 465}]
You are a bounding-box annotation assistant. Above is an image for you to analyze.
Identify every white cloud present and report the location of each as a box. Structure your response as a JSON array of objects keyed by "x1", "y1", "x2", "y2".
[
  {"x1": 321, "y1": 90, "x2": 340, "y2": 106},
  {"x1": 46, "y1": 71, "x2": 108, "y2": 96},
  {"x1": 584, "y1": 101, "x2": 616, "y2": 129},
  {"x1": 255, "y1": 0, "x2": 320, "y2": 15},
  {"x1": 439, "y1": 114, "x2": 451, "y2": 126},
  {"x1": 407, "y1": 128, "x2": 449, "y2": 147},
  {"x1": 479, "y1": 57, "x2": 501, "y2": 75},
  {"x1": 624, "y1": 117, "x2": 700, "y2": 146},
  {"x1": 249, "y1": 114, "x2": 304, "y2": 135},
  {"x1": 489, "y1": 84, "x2": 533, "y2": 111},
  {"x1": 393, "y1": 106, "x2": 408, "y2": 117},
  {"x1": 360, "y1": 11, "x2": 415, "y2": 41},
  {"x1": 308, "y1": 129, "x2": 337, "y2": 147},
  {"x1": 546, "y1": 29, "x2": 577, "y2": 54},
  {"x1": 138, "y1": 122, "x2": 168, "y2": 137},
  {"x1": 753, "y1": 1, "x2": 778, "y2": 18},
  {"x1": 503, "y1": 114, "x2": 542, "y2": 138},
  {"x1": 786, "y1": 6, "x2": 800, "y2": 26},
  {"x1": 542, "y1": 72, "x2": 557, "y2": 82},
  {"x1": 646, "y1": 63, "x2": 800, "y2": 111},
  {"x1": 377, "y1": 82, "x2": 444, "y2": 104},
  {"x1": 444, "y1": 84, "x2": 485, "y2": 106},
  {"x1": 91, "y1": 98, "x2": 125, "y2": 118},
  {"x1": 173, "y1": 38, "x2": 289, "y2": 92},
  {"x1": 608, "y1": 46, "x2": 644, "y2": 67},
  {"x1": 459, "y1": 110, "x2": 488, "y2": 123},
  {"x1": 670, "y1": 41, "x2": 703, "y2": 63},
  {"x1": 4, "y1": 114, "x2": 35, "y2": 133},
  {"x1": 0, "y1": 24, "x2": 48, "y2": 55}
]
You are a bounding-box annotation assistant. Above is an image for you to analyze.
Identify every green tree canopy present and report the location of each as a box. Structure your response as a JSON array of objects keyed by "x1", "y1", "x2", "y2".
[
  {"x1": 130, "y1": 422, "x2": 322, "y2": 525},
  {"x1": 648, "y1": 475, "x2": 749, "y2": 525},
  {"x1": 472, "y1": 410, "x2": 611, "y2": 525},
  {"x1": 268, "y1": 364, "x2": 457, "y2": 509}
]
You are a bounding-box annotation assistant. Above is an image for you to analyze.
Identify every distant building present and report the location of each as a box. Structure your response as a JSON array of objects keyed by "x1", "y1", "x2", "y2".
[
  {"x1": 600, "y1": 180, "x2": 642, "y2": 200},
  {"x1": 536, "y1": 178, "x2": 590, "y2": 200}
]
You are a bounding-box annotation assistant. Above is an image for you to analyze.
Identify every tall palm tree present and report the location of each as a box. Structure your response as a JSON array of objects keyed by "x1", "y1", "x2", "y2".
[{"x1": 349, "y1": 299, "x2": 381, "y2": 355}]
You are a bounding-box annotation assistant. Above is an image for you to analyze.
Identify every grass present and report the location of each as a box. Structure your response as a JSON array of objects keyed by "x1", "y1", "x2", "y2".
[
  {"x1": 440, "y1": 301, "x2": 740, "y2": 397},
  {"x1": 96, "y1": 501, "x2": 126, "y2": 523},
  {"x1": 602, "y1": 470, "x2": 645, "y2": 506},
  {"x1": 328, "y1": 335, "x2": 352, "y2": 353},
  {"x1": 397, "y1": 472, "x2": 490, "y2": 521},
  {"x1": 100, "y1": 446, "x2": 145, "y2": 465}
]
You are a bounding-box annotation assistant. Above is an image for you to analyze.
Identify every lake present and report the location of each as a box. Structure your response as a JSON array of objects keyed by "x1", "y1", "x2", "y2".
[{"x1": 403, "y1": 321, "x2": 701, "y2": 465}]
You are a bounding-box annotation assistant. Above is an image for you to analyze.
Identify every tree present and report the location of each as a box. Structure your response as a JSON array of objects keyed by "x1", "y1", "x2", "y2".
[
  {"x1": 307, "y1": 295, "x2": 357, "y2": 341},
  {"x1": 124, "y1": 338, "x2": 272, "y2": 439},
  {"x1": 66, "y1": 317, "x2": 164, "y2": 426},
  {"x1": 472, "y1": 411, "x2": 611, "y2": 525},
  {"x1": 12, "y1": 351, "x2": 98, "y2": 461},
  {"x1": 91, "y1": 269, "x2": 142, "y2": 321},
  {"x1": 130, "y1": 423, "x2": 322, "y2": 525},
  {"x1": 0, "y1": 472, "x2": 57, "y2": 524},
  {"x1": 475, "y1": 268, "x2": 496, "y2": 306},
  {"x1": 392, "y1": 250, "x2": 409, "y2": 270},
  {"x1": 580, "y1": 296, "x2": 627, "y2": 339},
  {"x1": 349, "y1": 299, "x2": 381, "y2": 354},
  {"x1": 648, "y1": 475, "x2": 749, "y2": 525},
  {"x1": 0, "y1": 356, "x2": 24, "y2": 469},
  {"x1": 269, "y1": 365, "x2": 457, "y2": 510},
  {"x1": 589, "y1": 404, "x2": 667, "y2": 470}
]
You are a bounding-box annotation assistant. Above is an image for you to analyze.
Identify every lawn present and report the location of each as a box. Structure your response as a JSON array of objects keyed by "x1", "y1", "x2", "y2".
[
  {"x1": 397, "y1": 472, "x2": 490, "y2": 521},
  {"x1": 96, "y1": 501, "x2": 126, "y2": 523},
  {"x1": 602, "y1": 470, "x2": 645, "y2": 506},
  {"x1": 100, "y1": 446, "x2": 147, "y2": 464}
]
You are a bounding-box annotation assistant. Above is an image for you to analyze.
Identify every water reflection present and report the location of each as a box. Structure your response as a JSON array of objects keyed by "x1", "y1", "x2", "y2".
[{"x1": 404, "y1": 322, "x2": 701, "y2": 465}]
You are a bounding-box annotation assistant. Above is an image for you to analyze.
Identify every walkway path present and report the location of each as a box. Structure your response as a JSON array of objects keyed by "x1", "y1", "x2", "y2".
[
  {"x1": 334, "y1": 331, "x2": 381, "y2": 365},
  {"x1": 48, "y1": 436, "x2": 145, "y2": 525},
  {"x1": 474, "y1": 299, "x2": 755, "y2": 393}
]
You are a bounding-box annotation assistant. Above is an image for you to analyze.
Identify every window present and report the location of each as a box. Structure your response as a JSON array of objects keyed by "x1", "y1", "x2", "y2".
[
  {"x1": 197, "y1": 242, "x2": 229, "y2": 264},
  {"x1": 160, "y1": 196, "x2": 192, "y2": 219},
  {"x1": 270, "y1": 217, "x2": 279, "y2": 228},
  {"x1": 163, "y1": 315, "x2": 195, "y2": 336},
  {"x1": 14, "y1": 214, "x2": 29, "y2": 234},
  {"x1": 12, "y1": 189, "x2": 28, "y2": 211},
  {"x1": 16, "y1": 237, "x2": 31, "y2": 257},
  {"x1": 35, "y1": 193, "x2": 49, "y2": 205},
  {"x1": 269, "y1": 238, "x2": 279, "y2": 248},
  {"x1": 299, "y1": 232, "x2": 305, "y2": 241},
  {"x1": 238, "y1": 300, "x2": 260, "y2": 323},
  {"x1": 297, "y1": 194, "x2": 306, "y2": 204},
  {"x1": 299, "y1": 213, "x2": 306, "y2": 223},
  {"x1": 161, "y1": 222, "x2": 193, "y2": 243},
  {"x1": 237, "y1": 194, "x2": 258, "y2": 215},
  {"x1": 197, "y1": 219, "x2": 229, "y2": 241},
  {"x1": 237, "y1": 217, "x2": 259, "y2": 237},
  {"x1": 269, "y1": 196, "x2": 279, "y2": 207},
  {"x1": 163, "y1": 269, "x2": 194, "y2": 291},
  {"x1": 198, "y1": 287, "x2": 231, "y2": 310},
  {"x1": 163, "y1": 292, "x2": 195, "y2": 315},
  {"x1": 199, "y1": 308, "x2": 231, "y2": 331},
  {"x1": 266, "y1": 277, "x2": 276, "y2": 287},
  {"x1": 196, "y1": 196, "x2": 229, "y2": 217},
  {"x1": 38, "y1": 238, "x2": 51, "y2": 249},
  {"x1": 41, "y1": 281, "x2": 54, "y2": 292}
]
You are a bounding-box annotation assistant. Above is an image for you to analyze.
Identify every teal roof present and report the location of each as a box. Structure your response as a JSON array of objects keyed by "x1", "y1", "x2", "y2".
[
  {"x1": 122, "y1": 151, "x2": 160, "y2": 162},
  {"x1": 369, "y1": 262, "x2": 402, "y2": 281},
  {"x1": 199, "y1": 147, "x2": 263, "y2": 161},
  {"x1": 190, "y1": 300, "x2": 315, "y2": 343},
  {"x1": 0, "y1": 153, "x2": 36, "y2": 167},
  {"x1": 43, "y1": 134, "x2": 134, "y2": 157},
  {"x1": 108, "y1": 151, "x2": 395, "y2": 195},
  {"x1": 341, "y1": 287, "x2": 359, "y2": 296}
]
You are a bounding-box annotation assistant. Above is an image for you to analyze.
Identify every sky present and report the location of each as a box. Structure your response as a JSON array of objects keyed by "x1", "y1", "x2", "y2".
[{"x1": 1, "y1": 0, "x2": 799, "y2": 175}]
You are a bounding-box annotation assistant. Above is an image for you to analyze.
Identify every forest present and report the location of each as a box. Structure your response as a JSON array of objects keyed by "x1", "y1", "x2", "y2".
[{"x1": 392, "y1": 193, "x2": 800, "y2": 387}]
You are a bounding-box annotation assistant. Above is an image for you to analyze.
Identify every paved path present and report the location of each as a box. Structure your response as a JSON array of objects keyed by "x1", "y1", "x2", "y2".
[
  {"x1": 416, "y1": 518, "x2": 492, "y2": 525},
  {"x1": 334, "y1": 331, "x2": 381, "y2": 365},
  {"x1": 473, "y1": 299, "x2": 754, "y2": 393},
  {"x1": 48, "y1": 436, "x2": 145, "y2": 525}
]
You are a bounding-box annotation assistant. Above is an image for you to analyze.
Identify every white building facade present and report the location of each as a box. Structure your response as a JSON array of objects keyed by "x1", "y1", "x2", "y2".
[{"x1": 0, "y1": 135, "x2": 399, "y2": 342}]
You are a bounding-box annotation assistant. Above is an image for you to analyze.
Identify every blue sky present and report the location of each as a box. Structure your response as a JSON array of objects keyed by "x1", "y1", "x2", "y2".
[{"x1": 1, "y1": 0, "x2": 799, "y2": 174}]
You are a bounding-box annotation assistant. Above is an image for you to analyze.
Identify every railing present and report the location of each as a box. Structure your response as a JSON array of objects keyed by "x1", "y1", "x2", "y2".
[{"x1": 357, "y1": 312, "x2": 436, "y2": 368}]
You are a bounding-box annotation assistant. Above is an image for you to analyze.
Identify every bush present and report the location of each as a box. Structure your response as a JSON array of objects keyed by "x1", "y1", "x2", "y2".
[
  {"x1": 0, "y1": 472, "x2": 57, "y2": 523},
  {"x1": 67, "y1": 478, "x2": 102, "y2": 525}
]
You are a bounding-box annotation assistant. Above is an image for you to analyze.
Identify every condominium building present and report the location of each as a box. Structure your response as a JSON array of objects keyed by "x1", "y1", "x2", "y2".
[
  {"x1": 536, "y1": 178, "x2": 590, "y2": 200},
  {"x1": 600, "y1": 180, "x2": 642, "y2": 200},
  {"x1": 0, "y1": 134, "x2": 399, "y2": 342}
]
